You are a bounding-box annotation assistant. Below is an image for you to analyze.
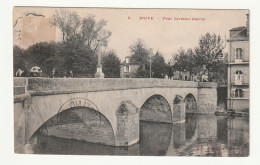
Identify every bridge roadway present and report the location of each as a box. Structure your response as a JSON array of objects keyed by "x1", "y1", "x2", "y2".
[{"x1": 13, "y1": 78, "x2": 217, "y2": 153}]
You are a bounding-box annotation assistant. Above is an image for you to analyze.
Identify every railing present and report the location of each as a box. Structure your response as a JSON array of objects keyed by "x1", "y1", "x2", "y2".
[
  {"x1": 228, "y1": 60, "x2": 249, "y2": 64},
  {"x1": 232, "y1": 82, "x2": 249, "y2": 86},
  {"x1": 232, "y1": 93, "x2": 244, "y2": 98}
]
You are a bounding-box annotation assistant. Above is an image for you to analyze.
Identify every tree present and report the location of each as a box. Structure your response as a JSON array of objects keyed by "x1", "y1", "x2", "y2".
[
  {"x1": 22, "y1": 42, "x2": 58, "y2": 76},
  {"x1": 210, "y1": 59, "x2": 227, "y2": 84},
  {"x1": 52, "y1": 10, "x2": 112, "y2": 77},
  {"x1": 52, "y1": 9, "x2": 81, "y2": 42},
  {"x1": 80, "y1": 15, "x2": 112, "y2": 54},
  {"x1": 171, "y1": 33, "x2": 226, "y2": 83},
  {"x1": 194, "y1": 32, "x2": 225, "y2": 81},
  {"x1": 50, "y1": 10, "x2": 112, "y2": 77},
  {"x1": 52, "y1": 10, "x2": 112, "y2": 54},
  {"x1": 72, "y1": 47, "x2": 97, "y2": 77},
  {"x1": 151, "y1": 51, "x2": 167, "y2": 78},
  {"x1": 129, "y1": 39, "x2": 149, "y2": 65},
  {"x1": 172, "y1": 48, "x2": 197, "y2": 78},
  {"x1": 129, "y1": 39, "x2": 150, "y2": 78},
  {"x1": 101, "y1": 51, "x2": 121, "y2": 78},
  {"x1": 13, "y1": 46, "x2": 26, "y2": 76},
  {"x1": 166, "y1": 64, "x2": 173, "y2": 79}
]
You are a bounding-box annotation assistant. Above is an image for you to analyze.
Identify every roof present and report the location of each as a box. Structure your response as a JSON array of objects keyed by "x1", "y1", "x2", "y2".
[
  {"x1": 228, "y1": 26, "x2": 248, "y2": 41},
  {"x1": 230, "y1": 26, "x2": 246, "y2": 31},
  {"x1": 120, "y1": 61, "x2": 140, "y2": 66}
]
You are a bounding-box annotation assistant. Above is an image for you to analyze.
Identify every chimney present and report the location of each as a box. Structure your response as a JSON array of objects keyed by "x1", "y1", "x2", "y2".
[{"x1": 246, "y1": 14, "x2": 249, "y2": 37}]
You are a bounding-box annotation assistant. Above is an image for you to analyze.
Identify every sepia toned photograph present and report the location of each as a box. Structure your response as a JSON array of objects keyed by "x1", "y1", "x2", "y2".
[{"x1": 13, "y1": 7, "x2": 249, "y2": 156}]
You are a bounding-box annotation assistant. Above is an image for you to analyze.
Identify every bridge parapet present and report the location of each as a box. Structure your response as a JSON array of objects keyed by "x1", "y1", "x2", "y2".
[
  {"x1": 14, "y1": 78, "x2": 199, "y2": 95},
  {"x1": 198, "y1": 82, "x2": 218, "y2": 88}
]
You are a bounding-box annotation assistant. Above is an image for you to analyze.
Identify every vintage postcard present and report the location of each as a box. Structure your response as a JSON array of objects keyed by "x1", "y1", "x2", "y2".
[{"x1": 13, "y1": 7, "x2": 249, "y2": 156}]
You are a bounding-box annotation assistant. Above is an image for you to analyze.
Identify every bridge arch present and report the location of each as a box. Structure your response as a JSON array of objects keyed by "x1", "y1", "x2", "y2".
[
  {"x1": 28, "y1": 98, "x2": 116, "y2": 146},
  {"x1": 140, "y1": 94, "x2": 172, "y2": 123},
  {"x1": 184, "y1": 93, "x2": 197, "y2": 112}
]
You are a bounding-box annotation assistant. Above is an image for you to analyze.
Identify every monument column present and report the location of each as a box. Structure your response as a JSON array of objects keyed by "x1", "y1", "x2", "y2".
[{"x1": 95, "y1": 52, "x2": 104, "y2": 78}]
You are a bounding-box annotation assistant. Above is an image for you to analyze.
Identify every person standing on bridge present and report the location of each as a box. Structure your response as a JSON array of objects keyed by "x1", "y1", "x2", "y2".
[
  {"x1": 63, "y1": 70, "x2": 67, "y2": 78},
  {"x1": 69, "y1": 70, "x2": 73, "y2": 78},
  {"x1": 50, "y1": 68, "x2": 56, "y2": 78},
  {"x1": 15, "y1": 68, "x2": 24, "y2": 77}
]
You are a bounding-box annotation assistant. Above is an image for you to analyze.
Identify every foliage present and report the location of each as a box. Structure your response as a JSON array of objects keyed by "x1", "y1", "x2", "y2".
[
  {"x1": 52, "y1": 10, "x2": 81, "y2": 42},
  {"x1": 172, "y1": 33, "x2": 226, "y2": 83},
  {"x1": 13, "y1": 10, "x2": 114, "y2": 78},
  {"x1": 80, "y1": 15, "x2": 112, "y2": 53},
  {"x1": 101, "y1": 51, "x2": 121, "y2": 78},
  {"x1": 13, "y1": 42, "x2": 58, "y2": 77},
  {"x1": 194, "y1": 32, "x2": 225, "y2": 81},
  {"x1": 166, "y1": 64, "x2": 173, "y2": 79},
  {"x1": 151, "y1": 51, "x2": 167, "y2": 78},
  {"x1": 51, "y1": 10, "x2": 112, "y2": 77},
  {"x1": 129, "y1": 39, "x2": 150, "y2": 68},
  {"x1": 173, "y1": 48, "x2": 197, "y2": 76},
  {"x1": 129, "y1": 39, "x2": 151, "y2": 78},
  {"x1": 210, "y1": 59, "x2": 227, "y2": 84},
  {"x1": 13, "y1": 46, "x2": 26, "y2": 76},
  {"x1": 52, "y1": 10, "x2": 111, "y2": 54},
  {"x1": 134, "y1": 66, "x2": 150, "y2": 78}
]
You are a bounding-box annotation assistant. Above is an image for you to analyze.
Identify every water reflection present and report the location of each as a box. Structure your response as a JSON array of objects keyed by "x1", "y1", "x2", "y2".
[
  {"x1": 139, "y1": 122, "x2": 172, "y2": 156},
  {"x1": 30, "y1": 114, "x2": 249, "y2": 156}
]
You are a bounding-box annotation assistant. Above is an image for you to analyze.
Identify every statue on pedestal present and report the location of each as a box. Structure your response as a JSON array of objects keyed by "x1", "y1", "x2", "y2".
[{"x1": 95, "y1": 52, "x2": 104, "y2": 78}]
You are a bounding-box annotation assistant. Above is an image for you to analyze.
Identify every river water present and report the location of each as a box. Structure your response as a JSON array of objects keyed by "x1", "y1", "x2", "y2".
[{"x1": 30, "y1": 114, "x2": 249, "y2": 156}]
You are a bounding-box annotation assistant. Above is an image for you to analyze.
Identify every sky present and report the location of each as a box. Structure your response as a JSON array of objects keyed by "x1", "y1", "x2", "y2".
[{"x1": 13, "y1": 7, "x2": 248, "y2": 61}]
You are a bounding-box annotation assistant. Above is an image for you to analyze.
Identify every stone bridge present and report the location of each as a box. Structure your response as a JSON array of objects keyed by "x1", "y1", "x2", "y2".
[{"x1": 13, "y1": 78, "x2": 217, "y2": 153}]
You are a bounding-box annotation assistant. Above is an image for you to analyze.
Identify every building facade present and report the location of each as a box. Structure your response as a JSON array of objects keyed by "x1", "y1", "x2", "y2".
[
  {"x1": 227, "y1": 14, "x2": 249, "y2": 111},
  {"x1": 120, "y1": 56, "x2": 140, "y2": 78}
]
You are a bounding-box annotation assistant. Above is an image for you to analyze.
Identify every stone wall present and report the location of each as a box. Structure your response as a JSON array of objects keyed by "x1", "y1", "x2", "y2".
[
  {"x1": 172, "y1": 102, "x2": 185, "y2": 123},
  {"x1": 198, "y1": 84, "x2": 218, "y2": 113},
  {"x1": 14, "y1": 102, "x2": 25, "y2": 153},
  {"x1": 43, "y1": 107, "x2": 115, "y2": 146},
  {"x1": 115, "y1": 101, "x2": 139, "y2": 146},
  {"x1": 230, "y1": 99, "x2": 249, "y2": 111}
]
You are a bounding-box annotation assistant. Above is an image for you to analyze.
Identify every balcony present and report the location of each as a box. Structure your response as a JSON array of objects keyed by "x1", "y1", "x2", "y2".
[
  {"x1": 228, "y1": 60, "x2": 249, "y2": 65},
  {"x1": 232, "y1": 75, "x2": 249, "y2": 86},
  {"x1": 232, "y1": 82, "x2": 249, "y2": 86},
  {"x1": 232, "y1": 93, "x2": 244, "y2": 98}
]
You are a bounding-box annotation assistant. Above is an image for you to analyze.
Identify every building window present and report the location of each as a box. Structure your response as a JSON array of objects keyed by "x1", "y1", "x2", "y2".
[
  {"x1": 126, "y1": 57, "x2": 130, "y2": 63},
  {"x1": 124, "y1": 66, "x2": 129, "y2": 72},
  {"x1": 236, "y1": 48, "x2": 242, "y2": 59},
  {"x1": 235, "y1": 70, "x2": 243, "y2": 80},
  {"x1": 234, "y1": 89, "x2": 243, "y2": 97}
]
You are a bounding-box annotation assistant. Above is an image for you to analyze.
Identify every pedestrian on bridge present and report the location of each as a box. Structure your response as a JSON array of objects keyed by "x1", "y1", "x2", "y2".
[
  {"x1": 15, "y1": 68, "x2": 24, "y2": 77},
  {"x1": 69, "y1": 70, "x2": 73, "y2": 78},
  {"x1": 50, "y1": 68, "x2": 56, "y2": 78}
]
